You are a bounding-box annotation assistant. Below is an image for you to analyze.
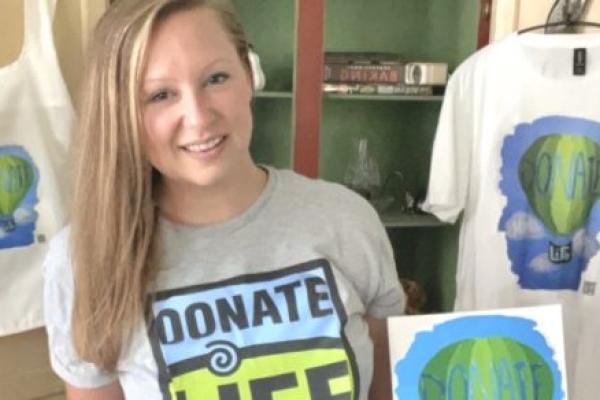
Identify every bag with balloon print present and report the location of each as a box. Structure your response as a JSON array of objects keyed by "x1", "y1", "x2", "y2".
[
  {"x1": 0, "y1": 0, "x2": 72, "y2": 334},
  {"x1": 0, "y1": 146, "x2": 38, "y2": 245}
]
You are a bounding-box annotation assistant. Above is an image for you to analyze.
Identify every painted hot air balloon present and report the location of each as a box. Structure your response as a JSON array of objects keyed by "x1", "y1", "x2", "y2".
[
  {"x1": 418, "y1": 337, "x2": 553, "y2": 400},
  {"x1": 519, "y1": 134, "x2": 600, "y2": 236},
  {"x1": 0, "y1": 155, "x2": 34, "y2": 232}
]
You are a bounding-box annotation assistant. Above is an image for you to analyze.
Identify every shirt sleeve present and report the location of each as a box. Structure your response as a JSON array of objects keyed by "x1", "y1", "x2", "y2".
[
  {"x1": 337, "y1": 191, "x2": 406, "y2": 319},
  {"x1": 43, "y1": 228, "x2": 118, "y2": 388},
  {"x1": 365, "y1": 217, "x2": 407, "y2": 319},
  {"x1": 421, "y1": 65, "x2": 474, "y2": 223}
]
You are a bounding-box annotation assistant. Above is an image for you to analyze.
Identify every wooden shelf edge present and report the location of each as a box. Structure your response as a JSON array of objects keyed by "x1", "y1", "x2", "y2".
[
  {"x1": 323, "y1": 94, "x2": 444, "y2": 102},
  {"x1": 254, "y1": 92, "x2": 443, "y2": 102},
  {"x1": 380, "y1": 212, "x2": 450, "y2": 228},
  {"x1": 254, "y1": 91, "x2": 294, "y2": 99}
]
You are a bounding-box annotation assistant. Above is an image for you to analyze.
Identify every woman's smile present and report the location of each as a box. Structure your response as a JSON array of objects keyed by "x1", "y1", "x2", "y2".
[{"x1": 180, "y1": 135, "x2": 227, "y2": 158}]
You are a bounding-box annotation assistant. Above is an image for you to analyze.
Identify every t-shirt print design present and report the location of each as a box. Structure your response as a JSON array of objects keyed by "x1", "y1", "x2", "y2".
[
  {"x1": 147, "y1": 259, "x2": 358, "y2": 400},
  {"x1": 499, "y1": 116, "x2": 600, "y2": 290},
  {"x1": 0, "y1": 145, "x2": 39, "y2": 249}
]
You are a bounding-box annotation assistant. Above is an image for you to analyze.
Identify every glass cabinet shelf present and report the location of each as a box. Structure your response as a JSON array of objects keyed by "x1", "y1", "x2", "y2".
[
  {"x1": 380, "y1": 210, "x2": 448, "y2": 228},
  {"x1": 254, "y1": 91, "x2": 294, "y2": 99},
  {"x1": 254, "y1": 92, "x2": 444, "y2": 102}
]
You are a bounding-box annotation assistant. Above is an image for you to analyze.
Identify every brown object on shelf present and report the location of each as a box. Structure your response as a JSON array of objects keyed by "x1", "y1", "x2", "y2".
[{"x1": 400, "y1": 278, "x2": 427, "y2": 315}]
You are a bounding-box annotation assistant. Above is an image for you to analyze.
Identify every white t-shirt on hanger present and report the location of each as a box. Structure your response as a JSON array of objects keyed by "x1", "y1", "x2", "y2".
[{"x1": 423, "y1": 32, "x2": 600, "y2": 400}]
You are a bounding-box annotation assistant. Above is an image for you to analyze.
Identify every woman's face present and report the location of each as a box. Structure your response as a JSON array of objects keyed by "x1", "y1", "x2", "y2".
[{"x1": 141, "y1": 7, "x2": 253, "y2": 193}]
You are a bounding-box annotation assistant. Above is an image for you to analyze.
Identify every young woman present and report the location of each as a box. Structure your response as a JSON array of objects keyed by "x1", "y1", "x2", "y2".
[{"x1": 43, "y1": 0, "x2": 405, "y2": 399}]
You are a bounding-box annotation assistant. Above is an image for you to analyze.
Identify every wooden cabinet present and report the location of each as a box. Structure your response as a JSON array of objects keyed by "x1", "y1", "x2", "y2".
[
  {"x1": 232, "y1": 0, "x2": 297, "y2": 169},
  {"x1": 236, "y1": 0, "x2": 484, "y2": 312}
]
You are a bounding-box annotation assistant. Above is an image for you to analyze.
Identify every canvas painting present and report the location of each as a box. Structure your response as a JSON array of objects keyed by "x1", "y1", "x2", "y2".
[{"x1": 388, "y1": 304, "x2": 567, "y2": 399}]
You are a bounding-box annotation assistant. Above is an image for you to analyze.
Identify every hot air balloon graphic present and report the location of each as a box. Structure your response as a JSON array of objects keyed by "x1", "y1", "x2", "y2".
[
  {"x1": 419, "y1": 337, "x2": 553, "y2": 399},
  {"x1": 518, "y1": 134, "x2": 600, "y2": 263},
  {"x1": 519, "y1": 134, "x2": 600, "y2": 236},
  {"x1": 0, "y1": 155, "x2": 34, "y2": 232}
]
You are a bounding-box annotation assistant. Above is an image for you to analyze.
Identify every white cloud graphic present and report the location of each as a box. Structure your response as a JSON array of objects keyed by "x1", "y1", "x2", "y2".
[
  {"x1": 14, "y1": 207, "x2": 37, "y2": 225},
  {"x1": 530, "y1": 254, "x2": 557, "y2": 272},
  {"x1": 505, "y1": 211, "x2": 546, "y2": 240},
  {"x1": 571, "y1": 229, "x2": 600, "y2": 260},
  {"x1": 572, "y1": 230, "x2": 585, "y2": 255}
]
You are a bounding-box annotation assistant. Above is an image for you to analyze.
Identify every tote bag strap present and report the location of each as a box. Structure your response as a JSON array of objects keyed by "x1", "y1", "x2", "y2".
[{"x1": 22, "y1": 0, "x2": 58, "y2": 57}]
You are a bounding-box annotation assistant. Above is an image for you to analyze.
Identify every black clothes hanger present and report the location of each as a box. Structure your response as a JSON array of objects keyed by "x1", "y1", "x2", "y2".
[{"x1": 518, "y1": 0, "x2": 600, "y2": 34}]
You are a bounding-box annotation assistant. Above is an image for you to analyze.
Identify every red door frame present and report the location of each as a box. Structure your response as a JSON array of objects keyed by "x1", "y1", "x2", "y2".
[
  {"x1": 478, "y1": 0, "x2": 492, "y2": 48},
  {"x1": 293, "y1": 0, "x2": 324, "y2": 178}
]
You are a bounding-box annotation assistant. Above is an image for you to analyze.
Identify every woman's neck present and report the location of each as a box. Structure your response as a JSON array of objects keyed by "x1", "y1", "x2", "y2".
[{"x1": 158, "y1": 164, "x2": 268, "y2": 226}]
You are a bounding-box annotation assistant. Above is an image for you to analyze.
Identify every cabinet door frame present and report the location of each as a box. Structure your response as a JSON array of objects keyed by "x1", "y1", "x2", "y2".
[
  {"x1": 293, "y1": 0, "x2": 324, "y2": 178},
  {"x1": 478, "y1": 0, "x2": 494, "y2": 47}
]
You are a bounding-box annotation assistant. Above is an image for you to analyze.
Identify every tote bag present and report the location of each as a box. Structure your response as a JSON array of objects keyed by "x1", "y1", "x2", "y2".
[{"x1": 0, "y1": 0, "x2": 72, "y2": 335}]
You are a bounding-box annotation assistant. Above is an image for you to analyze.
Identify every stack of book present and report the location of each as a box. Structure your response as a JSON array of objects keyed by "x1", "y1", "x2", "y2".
[{"x1": 323, "y1": 51, "x2": 443, "y2": 96}]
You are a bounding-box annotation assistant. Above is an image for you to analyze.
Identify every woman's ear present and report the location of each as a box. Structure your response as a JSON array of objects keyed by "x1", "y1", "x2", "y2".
[{"x1": 248, "y1": 49, "x2": 266, "y2": 91}]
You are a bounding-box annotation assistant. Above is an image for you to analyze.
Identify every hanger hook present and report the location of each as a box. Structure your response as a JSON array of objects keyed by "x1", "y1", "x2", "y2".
[{"x1": 564, "y1": 0, "x2": 574, "y2": 25}]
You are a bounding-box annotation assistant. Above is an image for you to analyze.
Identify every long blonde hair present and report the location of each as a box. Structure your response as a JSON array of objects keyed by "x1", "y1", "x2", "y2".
[{"x1": 70, "y1": 0, "x2": 251, "y2": 372}]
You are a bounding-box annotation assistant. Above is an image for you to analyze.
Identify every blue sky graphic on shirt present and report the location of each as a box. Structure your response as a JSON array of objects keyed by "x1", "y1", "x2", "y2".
[
  {"x1": 0, "y1": 145, "x2": 39, "y2": 249},
  {"x1": 394, "y1": 315, "x2": 564, "y2": 400},
  {"x1": 499, "y1": 116, "x2": 600, "y2": 290},
  {"x1": 147, "y1": 259, "x2": 357, "y2": 400}
]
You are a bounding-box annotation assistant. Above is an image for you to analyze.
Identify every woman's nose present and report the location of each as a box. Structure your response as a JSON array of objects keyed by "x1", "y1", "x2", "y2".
[{"x1": 181, "y1": 91, "x2": 215, "y2": 128}]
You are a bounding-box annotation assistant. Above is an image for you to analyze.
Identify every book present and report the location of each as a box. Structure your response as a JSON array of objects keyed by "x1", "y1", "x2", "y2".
[
  {"x1": 322, "y1": 83, "x2": 443, "y2": 96},
  {"x1": 324, "y1": 51, "x2": 405, "y2": 84},
  {"x1": 324, "y1": 51, "x2": 402, "y2": 65},
  {"x1": 324, "y1": 63, "x2": 404, "y2": 84}
]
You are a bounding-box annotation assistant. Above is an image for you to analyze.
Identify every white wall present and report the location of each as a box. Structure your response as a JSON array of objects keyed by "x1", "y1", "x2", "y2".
[
  {"x1": 519, "y1": 0, "x2": 600, "y2": 27},
  {"x1": 491, "y1": 0, "x2": 600, "y2": 41}
]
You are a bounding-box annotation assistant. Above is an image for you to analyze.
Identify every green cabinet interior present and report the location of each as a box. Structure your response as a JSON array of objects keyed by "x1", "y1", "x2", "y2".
[
  {"x1": 232, "y1": 0, "x2": 295, "y2": 169},
  {"x1": 232, "y1": 0, "x2": 481, "y2": 312}
]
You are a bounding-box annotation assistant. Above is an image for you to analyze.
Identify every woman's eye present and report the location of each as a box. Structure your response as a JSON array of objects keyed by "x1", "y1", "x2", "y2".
[
  {"x1": 147, "y1": 90, "x2": 169, "y2": 103},
  {"x1": 206, "y1": 72, "x2": 230, "y2": 86}
]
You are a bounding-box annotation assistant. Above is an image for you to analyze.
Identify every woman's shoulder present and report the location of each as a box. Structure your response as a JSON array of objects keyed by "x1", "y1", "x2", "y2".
[
  {"x1": 271, "y1": 167, "x2": 380, "y2": 222},
  {"x1": 274, "y1": 167, "x2": 365, "y2": 199}
]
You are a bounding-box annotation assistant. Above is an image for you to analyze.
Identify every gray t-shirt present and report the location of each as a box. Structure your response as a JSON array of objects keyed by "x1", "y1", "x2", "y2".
[{"x1": 44, "y1": 167, "x2": 405, "y2": 400}]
